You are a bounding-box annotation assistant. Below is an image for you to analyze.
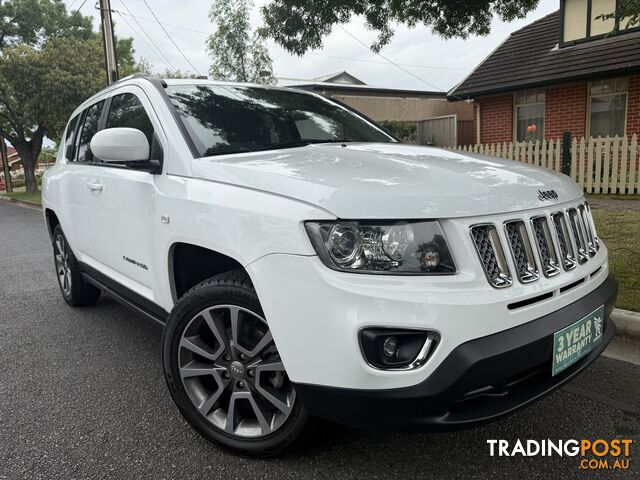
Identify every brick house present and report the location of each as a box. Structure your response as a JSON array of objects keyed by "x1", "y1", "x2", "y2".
[
  {"x1": 4, "y1": 146, "x2": 22, "y2": 171},
  {"x1": 449, "y1": 1, "x2": 640, "y2": 145}
]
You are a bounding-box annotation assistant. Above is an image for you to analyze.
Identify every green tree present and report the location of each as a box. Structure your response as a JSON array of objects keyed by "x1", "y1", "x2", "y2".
[
  {"x1": 0, "y1": 37, "x2": 104, "y2": 191},
  {"x1": 157, "y1": 68, "x2": 199, "y2": 79},
  {"x1": 208, "y1": 0, "x2": 274, "y2": 84},
  {"x1": 261, "y1": 0, "x2": 540, "y2": 54},
  {"x1": 0, "y1": 1, "x2": 137, "y2": 192},
  {"x1": 116, "y1": 35, "x2": 135, "y2": 74},
  {"x1": 0, "y1": 0, "x2": 93, "y2": 49}
]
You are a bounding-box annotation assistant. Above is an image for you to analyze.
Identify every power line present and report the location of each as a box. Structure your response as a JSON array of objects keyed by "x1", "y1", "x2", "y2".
[
  {"x1": 338, "y1": 26, "x2": 447, "y2": 92},
  {"x1": 111, "y1": 10, "x2": 473, "y2": 72},
  {"x1": 115, "y1": 12, "x2": 210, "y2": 36},
  {"x1": 119, "y1": 0, "x2": 177, "y2": 70},
  {"x1": 67, "y1": 0, "x2": 79, "y2": 11},
  {"x1": 287, "y1": 49, "x2": 473, "y2": 71},
  {"x1": 115, "y1": 10, "x2": 174, "y2": 68},
  {"x1": 142, "y1": 0, "x2": 201, "y2": 75},
  {"x1": 74, "y1": 0, "x2": 88, "y2": 13}
]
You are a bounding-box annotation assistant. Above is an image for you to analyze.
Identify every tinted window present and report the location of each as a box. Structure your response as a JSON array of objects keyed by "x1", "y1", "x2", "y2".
[
  {"x1": 106, "y1": 93, "x2": 154, "y2": 147},
  {"x1": 64, "y1": 114, "x2": 80, "y2": 160},
  {"x1": 76, "y1": 101, "x2": 105, "y2": 162},
  {"x1": 167, "y1": 85, "x2": 394, "y2": 157}
]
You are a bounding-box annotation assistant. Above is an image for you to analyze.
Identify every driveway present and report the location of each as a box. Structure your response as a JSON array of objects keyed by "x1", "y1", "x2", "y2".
[{"x1": 0, "y1": 201, "x2": 638, "y2": 479}]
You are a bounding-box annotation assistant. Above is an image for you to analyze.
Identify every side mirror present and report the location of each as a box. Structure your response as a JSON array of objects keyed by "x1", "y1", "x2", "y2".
[{"x1": 90, "y1": 127, "x2": 150, "y2": 163}]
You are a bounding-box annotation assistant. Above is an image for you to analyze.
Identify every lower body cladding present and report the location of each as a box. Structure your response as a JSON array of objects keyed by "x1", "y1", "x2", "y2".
[{"x1": 247, "y1": 252, "x2": 617, "y2": 432}]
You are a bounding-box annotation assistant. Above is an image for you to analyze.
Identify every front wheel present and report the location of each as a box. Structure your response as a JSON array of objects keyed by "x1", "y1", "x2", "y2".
[{"x1": 162, "y1": 270, "x2": 308, "y2": 456}]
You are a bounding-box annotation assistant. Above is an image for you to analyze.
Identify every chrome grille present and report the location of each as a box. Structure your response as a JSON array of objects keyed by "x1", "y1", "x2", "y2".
[
  {"x1": 472, "y1": 202, "x2": 599, "y2": 288},
  {"x1": 470, "y1": 225, "x2": 512, "y2": 288},
  {"x1": 551, "y1": 212, "x2": 577, "y2": 271},
  {"x1": 579, "y1": 204, "x2": 599, "y2": 255},
  {"x1": 531, "y1": 216, "x2": 561, "y2": 277},
  {"x1": 504, "y1": 221, "x2": 538, "y2": 283},
  {"x1": 584, "y1": 203, "x2": 600, "y2": 251},
  {"x1": 567, "y1": 208, "x2": 589, "y2": 264}
]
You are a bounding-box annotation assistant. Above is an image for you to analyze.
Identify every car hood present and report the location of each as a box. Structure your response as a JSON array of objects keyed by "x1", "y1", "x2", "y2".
[{"x1": 192, "y1": 143, "x2": 583, "y2": 219}]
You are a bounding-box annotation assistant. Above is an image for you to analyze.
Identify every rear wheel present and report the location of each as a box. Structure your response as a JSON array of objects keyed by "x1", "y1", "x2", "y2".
[
  {"x1": 52, "y1": 225, "x2": 101, "y2": 306},
  {"x1": 162, "y1": 270, "x2": 307, "y2": 456}
]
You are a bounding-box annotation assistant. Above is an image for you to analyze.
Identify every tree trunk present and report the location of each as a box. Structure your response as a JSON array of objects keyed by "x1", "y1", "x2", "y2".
[
  {"x1": 13, "y1": 144, "x2": 38, "y2": 193},
  {"x1": 0, "y1": 136, "x2": 12, "y2": 193},
  {"x1": 12, "y1": 126, "x2": 44, "y2": 193}
]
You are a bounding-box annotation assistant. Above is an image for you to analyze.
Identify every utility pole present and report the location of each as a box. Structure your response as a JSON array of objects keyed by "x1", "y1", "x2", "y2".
[
  {"x1": 0, "y1": 136, "x2": 12, "y2": 193},
  {"x1": 99, "y1": 0, "x2": 119, "y2": 84}
]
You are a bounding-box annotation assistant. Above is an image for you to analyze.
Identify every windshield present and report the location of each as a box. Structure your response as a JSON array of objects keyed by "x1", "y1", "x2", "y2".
[{"x1": 166, "y1": 84, "x2": 396, "y2": 157}]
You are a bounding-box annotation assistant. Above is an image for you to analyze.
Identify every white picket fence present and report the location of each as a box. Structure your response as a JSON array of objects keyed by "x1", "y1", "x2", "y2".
[{"x1": 451, "y1": 134, "x2": 640, "y2": 195}]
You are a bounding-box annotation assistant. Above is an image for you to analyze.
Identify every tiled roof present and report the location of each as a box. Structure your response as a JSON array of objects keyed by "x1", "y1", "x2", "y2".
[{"x1": 449, "y1": 10, "x2": 640, "y2": 99}]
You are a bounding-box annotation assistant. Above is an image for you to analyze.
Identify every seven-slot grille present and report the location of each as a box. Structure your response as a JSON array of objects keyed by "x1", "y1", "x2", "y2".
[{"x1": 470, "y1": 202, "x2": 599, "y2": 288}]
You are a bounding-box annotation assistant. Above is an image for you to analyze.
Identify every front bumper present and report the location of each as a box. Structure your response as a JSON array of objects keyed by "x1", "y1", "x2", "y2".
[{"x1": 294, "y1": 275, "x2": 617, "y2": 431}]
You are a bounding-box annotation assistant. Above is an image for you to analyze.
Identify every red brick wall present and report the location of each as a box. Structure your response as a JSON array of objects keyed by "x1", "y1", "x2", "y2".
[
  {"x1": 472, "y1": 76, "x2": 640, "y2": 144},
  {"x1": 472, "y1": 103, "x2": 478, "y2": 144},
  {"x1": 476, "y1": 94, "x2": 513, "y2": 144},
  {"x1": 627, "y1": 75, "x2": 640, "y2": 137},
  {"x1": 544, "y1": 83, "x2": 588, "y2": 140}
]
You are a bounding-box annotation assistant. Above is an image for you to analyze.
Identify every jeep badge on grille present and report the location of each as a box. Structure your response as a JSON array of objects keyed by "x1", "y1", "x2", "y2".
[{"x1": 537, "y1": 189, "x2": 558, "y2": 201}]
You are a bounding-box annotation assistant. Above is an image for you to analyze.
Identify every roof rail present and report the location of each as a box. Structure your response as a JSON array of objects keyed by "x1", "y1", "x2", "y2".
[
  {"x1": 111, "y1": 72, "x2": 152, "y2": 85},
  {"x1": 104, "y1": 73, "x2": 168, "y2": 89}
]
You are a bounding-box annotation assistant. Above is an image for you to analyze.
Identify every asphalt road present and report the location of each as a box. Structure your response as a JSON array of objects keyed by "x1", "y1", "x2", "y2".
[{"x1": 0, "y1": 200, "x2": 638, "y2": 480}]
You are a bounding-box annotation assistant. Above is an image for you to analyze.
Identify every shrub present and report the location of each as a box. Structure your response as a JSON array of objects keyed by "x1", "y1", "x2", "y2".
[{"x1": 379, "y1": 120, "x2": 417, "y2": 143}]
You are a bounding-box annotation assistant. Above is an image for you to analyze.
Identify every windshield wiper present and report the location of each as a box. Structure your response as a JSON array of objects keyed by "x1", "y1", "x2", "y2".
[{"x1": 252, "y1": 138, "x2": 351, "y2": 152}]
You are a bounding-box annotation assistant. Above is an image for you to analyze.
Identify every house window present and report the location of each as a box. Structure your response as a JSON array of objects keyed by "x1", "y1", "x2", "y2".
[
  {"x1": 515, "y1": 89, "x2": 545, "y2": 142},
  {"x1": 589, "y1": 77, "x2": 627, "y2": 137},
  {"x1": 563, "y1": 0, "x2": 589, "y2": 41},
  {"x1": 590, "y1": 0, "x2": 616, "y2": 35},
  {"x1": 562, "y1": 0, "x2": 635, "y2": 44}
]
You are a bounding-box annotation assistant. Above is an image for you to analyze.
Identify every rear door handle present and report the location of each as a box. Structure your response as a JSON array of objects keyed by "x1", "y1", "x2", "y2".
[{"x1": 87, "y1": 181, "x2": 104, "y2": 192}]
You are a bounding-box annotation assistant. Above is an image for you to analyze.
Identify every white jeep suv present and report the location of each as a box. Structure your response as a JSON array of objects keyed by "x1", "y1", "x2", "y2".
[{"x1": 42, "y1": 75, "x2": 617, "y2": 456}]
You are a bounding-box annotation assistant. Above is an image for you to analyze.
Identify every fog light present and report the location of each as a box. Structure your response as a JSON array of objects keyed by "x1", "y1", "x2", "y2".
[
  {"x1": 382, "y1": 336, "x2": 398, "y2": 357},
  {"x1": 360, "y1": 328, "x2": 438, "y2": 370}
]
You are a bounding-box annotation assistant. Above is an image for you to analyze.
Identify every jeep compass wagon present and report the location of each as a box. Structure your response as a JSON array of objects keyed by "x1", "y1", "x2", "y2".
[{"x1": 42, "y1": 75, "x2": 617, "y2": 455}]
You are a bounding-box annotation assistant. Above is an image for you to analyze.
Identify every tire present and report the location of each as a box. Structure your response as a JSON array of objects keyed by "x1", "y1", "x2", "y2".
[
  {"x1": 162, "y1": 270, "x2": 308, "y2": 456},
  {"x1": 52, "y1": 225, "x2": 101, "y2": 306}
]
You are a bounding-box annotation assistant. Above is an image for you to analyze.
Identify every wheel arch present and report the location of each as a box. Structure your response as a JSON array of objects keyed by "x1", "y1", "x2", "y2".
[
  {"x1": 169, "y1": 242, "x2": 247, "y2": 303},
  {"x1": 45, "y1": 208, "x2": 60, "y2": 242}
]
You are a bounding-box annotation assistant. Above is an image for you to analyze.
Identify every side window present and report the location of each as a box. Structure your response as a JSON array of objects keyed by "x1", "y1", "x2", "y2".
[
  {"x1": 64, "y1": 114, "x2": 80, "y2": 161},
  {"x1": 76, "y1": 100, "x2": 105, "y2": 162},
  {"x1": 106, "y1": 93, "x2": 155, "y2": 150}
]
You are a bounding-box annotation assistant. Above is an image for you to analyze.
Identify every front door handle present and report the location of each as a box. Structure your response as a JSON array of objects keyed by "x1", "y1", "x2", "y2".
[{"x1": 87, "y1": 181, "x2": 104, "y2": 192}]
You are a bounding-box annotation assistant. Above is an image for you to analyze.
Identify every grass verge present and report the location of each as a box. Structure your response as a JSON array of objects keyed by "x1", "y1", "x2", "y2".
[
  {"x1": 0, "y1": 190, "x2": 42, "y2": 204},
  {"x1": 591, "y1": 208, "x2": 640, "y2": 312},
  {"x1": 586, "y1": 193, "x2": 640, "y2": 201}
]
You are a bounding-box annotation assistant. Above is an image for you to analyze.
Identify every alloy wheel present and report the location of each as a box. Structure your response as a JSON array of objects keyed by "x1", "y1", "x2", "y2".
[
  {"x1": 54, "y1": 234, "x2": 72, "y2": 297},
  {"x1": 178, "y1": 305, "x2": 296, "y2": 438}
]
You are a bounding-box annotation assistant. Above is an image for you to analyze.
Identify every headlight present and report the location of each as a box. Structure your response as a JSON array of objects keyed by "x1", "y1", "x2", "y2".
[{"x1": 305, "y1": 220, "x2": 456, "y2": 274}]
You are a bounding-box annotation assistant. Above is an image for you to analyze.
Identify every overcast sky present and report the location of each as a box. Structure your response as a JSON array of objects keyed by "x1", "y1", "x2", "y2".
[{"x1": 70, "y1": 0, "x2": 559, "y2": 92}]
